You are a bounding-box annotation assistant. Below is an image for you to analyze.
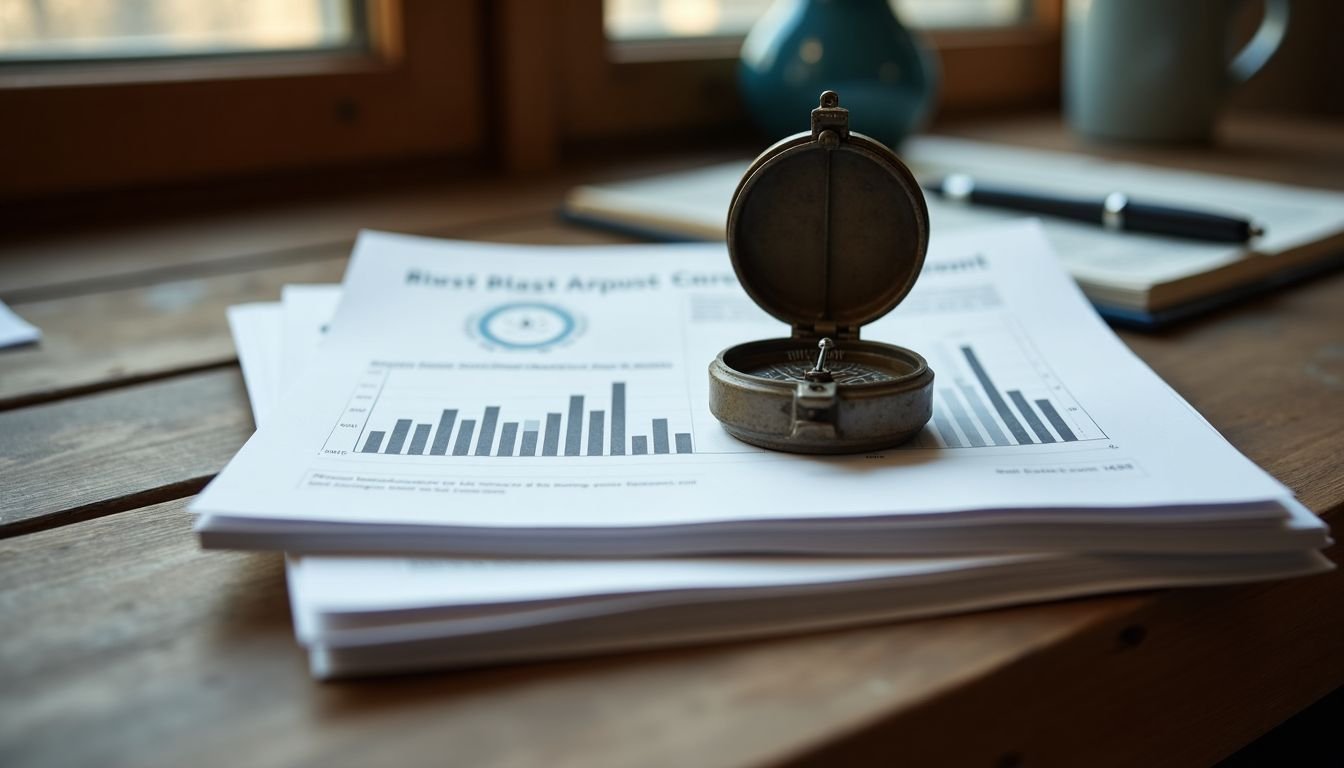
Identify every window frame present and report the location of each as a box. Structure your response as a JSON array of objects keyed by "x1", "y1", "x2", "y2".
[
  {"x1": 494, "y1": 0, "x2": 1062, "y2": 170},
  {"x1": 3, "y1": 0, "x2": 1064, "y2": 197},
  {"x1": 0, "y1": 0, "x2": 484, "y2": 201}
]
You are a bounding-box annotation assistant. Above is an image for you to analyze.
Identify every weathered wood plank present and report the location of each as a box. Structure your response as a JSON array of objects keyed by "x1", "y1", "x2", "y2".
[
  {"x1": 2, "y1": 498, "x2": 1341, "y2": 768},
  {"x1": 0, "y1": 256, "x2": 347, "y2": 410},
  {"x1": 0, "y1": 495, "x2": 1135, "y2": 768},
  {"x1": 0, "y1": 369, "x2": 252, "y2": 536},
  {"x1": 0, "y1": 219, "x2": 633, "y2": 411},
  {"x1": 0, "y1": 178, "x2": 571, "y2": 303},
  {"x1": 0, "y1": 151, "x2": 738, "y2": 304},
  {"x1": 793, "y1": 542, "x2": 1344, "y2": 768}
]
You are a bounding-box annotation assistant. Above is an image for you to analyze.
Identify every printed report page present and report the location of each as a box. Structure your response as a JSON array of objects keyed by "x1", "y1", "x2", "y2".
[{"x1": 192, "y1": 222, "x2": 1290, "y2": 530}]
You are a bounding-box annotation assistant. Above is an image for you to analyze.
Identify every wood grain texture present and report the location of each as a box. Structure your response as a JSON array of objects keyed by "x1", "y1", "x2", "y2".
[
  {"x1": 0, "y1": 369, "x2": 252, "y2": 536},
  {"x1": 494, "y1": 0, "x2": 560, "y2": 172},
  {"x1": 0, "y1": 180, "x2": 568, "y2": 303},
  {"x1": 0, "y1": 255, "x2": 348, "y2": 410},
  {"x1": 794, "y1": 542, "x2": 1344, "y2": 768},
  {"x1": 0, "y1": 148, "x2": 727, "y2": 305},
  {"x1": 0, "y1": 219, "x2": 634, "y2": 411},
  {"x1": 0, "y1": 136, "x2": 765, "y2": 305}
]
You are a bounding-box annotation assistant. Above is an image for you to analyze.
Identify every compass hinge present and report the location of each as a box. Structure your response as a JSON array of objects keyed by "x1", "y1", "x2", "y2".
[
  {"x1": 792, "y1": 323, "x2": 859, "y2": 342},
  {"x1": 811, "y1": 91, "x2": 850, "y2": 143},
  {"x1": 792, "y1": 380, "x2": 838, "y2": 441}
]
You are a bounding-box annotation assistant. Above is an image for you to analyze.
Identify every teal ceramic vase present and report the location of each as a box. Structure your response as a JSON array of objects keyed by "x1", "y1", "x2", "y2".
[{"x1": 738, "y1": 0, "x2": 937, "y2": 149}]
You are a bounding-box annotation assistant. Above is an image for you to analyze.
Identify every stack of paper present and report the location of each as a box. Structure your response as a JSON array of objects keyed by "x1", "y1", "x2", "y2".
[{"x1": 206, "y1": 222, "x2": 1330, "y2": 678}]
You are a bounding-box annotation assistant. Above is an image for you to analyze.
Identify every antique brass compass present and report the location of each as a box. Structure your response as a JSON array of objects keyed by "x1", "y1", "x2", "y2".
[{"x1": 708, "y1": 91, "x2": 934, "y2": 454}]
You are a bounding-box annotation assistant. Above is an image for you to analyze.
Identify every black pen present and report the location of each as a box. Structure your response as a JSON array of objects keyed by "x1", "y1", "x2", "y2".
[{"x1": 924, "y1": 174, "x2": 1265, "y2": 243}]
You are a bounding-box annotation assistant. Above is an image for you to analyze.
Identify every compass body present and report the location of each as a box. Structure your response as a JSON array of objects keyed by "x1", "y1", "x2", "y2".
[{"x1": 708, "y1": 91, "x2": 934, "y2": 453}]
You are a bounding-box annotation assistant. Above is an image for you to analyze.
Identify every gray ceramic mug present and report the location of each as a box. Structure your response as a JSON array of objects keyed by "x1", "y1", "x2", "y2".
[{"x1": 1065, "y1": 0, "x2": 1289, "y2": 143}]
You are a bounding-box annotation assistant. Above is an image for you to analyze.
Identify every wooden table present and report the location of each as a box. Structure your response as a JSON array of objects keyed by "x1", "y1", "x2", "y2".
[{"x1": 3, "y1": 115, "x2": 1342, "y2": 768}]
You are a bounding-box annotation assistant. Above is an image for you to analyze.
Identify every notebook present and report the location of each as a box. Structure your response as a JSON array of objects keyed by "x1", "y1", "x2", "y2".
[{"x1": 562, "y1": 136, "x2": 1344, "y2": 328}]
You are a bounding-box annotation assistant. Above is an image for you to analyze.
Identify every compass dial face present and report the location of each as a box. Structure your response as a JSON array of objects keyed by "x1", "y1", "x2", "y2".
[
  {"x1": 746, "y1": 360, "x2": 898, "y2": 385},
  {"x1": 476, "y1": 302, "x2": 576, "y2": 350}
]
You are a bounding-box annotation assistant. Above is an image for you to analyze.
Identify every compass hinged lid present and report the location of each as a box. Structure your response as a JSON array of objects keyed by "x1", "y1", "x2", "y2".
[{"x1": 726, "y1": 91, "x2": 930, "y2": 340}]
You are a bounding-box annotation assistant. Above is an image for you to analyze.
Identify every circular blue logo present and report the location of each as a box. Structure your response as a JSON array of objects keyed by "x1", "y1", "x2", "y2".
[{"x1": 474, "y1": 302, "x2": 579, "y2": 350}]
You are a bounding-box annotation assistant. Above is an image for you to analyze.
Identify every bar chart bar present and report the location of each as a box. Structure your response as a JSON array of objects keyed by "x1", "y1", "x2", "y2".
[
  {"x1": 940, "y1": 388, "x2": 986, "y2": 447},
  {"x1": 961, "y1": 346, "x2": 1033, "y2": 445},
  {"x1": 564, "y1": 396, "x2": 584, "y2": 456},
  {"x1": 631, "y1": 436, "x2": 648, "y2": 455},
  {"x1": 610, "y1": 382, "x2": 626, "y2": 456},
  {"x1": 498, "y1": 422, "x2": 518, "y2": 457},
  {"x1": 1008, "y1": 390, "x2": 1055, "y2": 444},
  {"x1": 360, "y1": 431, "x2": 385, "y2": 453},
  {"x1": 520, "y1": 419, "x2": 539, "y2": 456},
  {"x1": 1036, "y1": 399, "x2": 1078, "y2": 442},
  {"x1": 475, "y1": 406, "x2": 500, "y2": 456},
  {"x1": 542, "y1": 413, "x2": 561, "y2": 457},
  {"x1": 407, "y1": 424, "x2": 432, "y2": 455},
  {"x1": 652, "y1": 419, "x2": 670, "y2": 454},
  {"x1": 675, "y1": 433, "x2": 692, "y2": 454},
  {"x1": 385, "y1": 419, "x2": 412, "y2": 454},
  {"x1": 452, "y1": 420, "x2": 476, "y2": 456},
  {"x1": 933, "y1": 411, "x2": 963, "y2": 447},
  {"x1": 956, "y1": 380, "x2": 1008, "y2": 446},
  {"x1": 587, "y1": 411, "x2": 605, "y2": 456},
  {"x1": 429, "y1": 409, "x2": 457, "y2": 455}
]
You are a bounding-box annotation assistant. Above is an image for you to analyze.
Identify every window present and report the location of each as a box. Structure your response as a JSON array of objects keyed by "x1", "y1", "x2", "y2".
[
  {"x1": 0, "y1": 0, "x2": 363, "y2": 61},
  {"x1": 498, "y1": 0, "x2": 1061, "y2": 170},
  {"x1": 2, "y1": 0, "x2": 1064, "y2": 196},
  {"x1": 0, "y1": 0, "x2": 483, "y2": 201},
  {"x1": 606, "y1": 0, "x2": 1031, "y2": 42}
]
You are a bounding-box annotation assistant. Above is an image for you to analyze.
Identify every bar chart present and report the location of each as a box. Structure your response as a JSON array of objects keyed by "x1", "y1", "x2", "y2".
[
  {"x1": 916, "y1": 333, "x2": 1105, "y2": 449},
  {"x1": 339, "y1": 379, "x2": 695, "y2": 458},
  {"x1": 327, "y1": 321, "x2": 1104, "y2": 461}
]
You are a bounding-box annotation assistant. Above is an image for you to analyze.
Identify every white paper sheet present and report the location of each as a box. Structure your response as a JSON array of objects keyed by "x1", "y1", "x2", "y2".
[
  {"x1": 195, "y1": 222, "x2": 1303, "y2": 549},
  {"x1": 0, "y1": 300, "x2": 40, "y2": 349},
  {"x1": 279, "y1": 284, "x2": 341, "y2": 392},
  {"x1": 226, "y1": 303, "x2": 283, "y2": 426}
]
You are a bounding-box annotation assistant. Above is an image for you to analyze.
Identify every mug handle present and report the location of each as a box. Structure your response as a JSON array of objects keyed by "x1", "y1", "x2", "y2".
[{"x1": 1229, "y1": 0, "x2": 1290, "y2": 84}]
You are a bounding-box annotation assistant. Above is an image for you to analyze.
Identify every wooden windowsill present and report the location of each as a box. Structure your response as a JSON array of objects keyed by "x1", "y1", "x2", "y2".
[
  {"x1": 0, "y1": 49, "x2": 393, "y2": 90},
  {"x1": 609, "y1": 22, "x2": 1061, "y2": 65}
]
